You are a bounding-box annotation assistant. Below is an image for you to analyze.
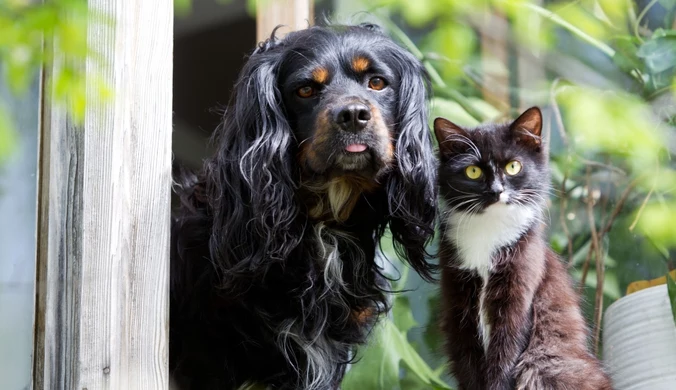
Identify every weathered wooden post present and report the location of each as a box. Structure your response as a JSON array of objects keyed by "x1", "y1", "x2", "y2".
[
  {"x1": 33, "y1": 0, "x2": 173, "y2": 388},
  {"x1": 256, "y1": 0, "x2": 313, "y2": 42}
]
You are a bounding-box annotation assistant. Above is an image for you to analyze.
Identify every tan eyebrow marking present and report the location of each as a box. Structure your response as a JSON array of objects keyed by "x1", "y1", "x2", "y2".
[
  {"x1": 352, "y1": 56, "x2": 370, "y2": 73},
  {"x1": 312, "y1": 67, "x2": 329, "y2": 84}
]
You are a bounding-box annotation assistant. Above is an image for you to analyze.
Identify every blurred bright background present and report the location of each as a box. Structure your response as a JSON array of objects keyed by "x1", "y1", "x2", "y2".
[{"x1": 1, "y1": 0, "x2": 676, "y2": 389}]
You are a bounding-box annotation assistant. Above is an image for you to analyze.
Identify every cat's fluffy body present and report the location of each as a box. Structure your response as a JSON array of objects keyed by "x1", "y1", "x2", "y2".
[{"x1": 435, "y1": 108, "x2": 613, "y2": 390}]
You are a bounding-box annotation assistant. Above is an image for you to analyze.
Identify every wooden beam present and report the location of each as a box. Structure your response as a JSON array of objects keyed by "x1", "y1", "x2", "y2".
[
  {"x1": 516, "y1": 0, "x2": 546, "y2": 111},
  {"x1": 479, "y1": 11, "x2": 511, "y2": 112},
  {"x1": 256, "y1": 0, "x2": 313, "y2": 43},
  {"x1": 33, "y1": 0, "x2": 172, "y2": 388}
]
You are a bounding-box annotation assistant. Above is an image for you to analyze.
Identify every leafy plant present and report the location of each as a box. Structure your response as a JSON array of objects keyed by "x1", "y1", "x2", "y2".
[
  {"x1": 667, "y1": 270, "x2": 676, "y2": 324},
  {"x1": 342, "y1": 266, "x2": 452, "y2": 390},
  {"x1": 0, "y1": 0, "x2": 110, "y2": 161}
]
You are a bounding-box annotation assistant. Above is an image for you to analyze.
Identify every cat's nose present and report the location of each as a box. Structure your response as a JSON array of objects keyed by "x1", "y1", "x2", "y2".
[
  {"x1": 488, "y1": 183, "x2": 504, "y2": 202},
  {"x1": 487, "y1": 190, "x2": 502, "y2": 202}
]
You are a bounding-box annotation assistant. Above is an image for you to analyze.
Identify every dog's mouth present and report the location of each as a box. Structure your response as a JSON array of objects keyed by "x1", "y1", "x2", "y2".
[
  {"x1": 335, "y1": 143, "x2": 374, "y2": 171},
  {"x1": 333, "y1": 131, "x2": 392, "y2": 171},
  {"x1": 345, "y1": 143, "x2": 368, "y2": 153}
]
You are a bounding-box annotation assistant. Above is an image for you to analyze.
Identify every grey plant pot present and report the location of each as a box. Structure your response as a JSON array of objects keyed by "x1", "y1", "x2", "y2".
[{"x1": 603, "y1": 285, "x2": 676, "y2": 390}]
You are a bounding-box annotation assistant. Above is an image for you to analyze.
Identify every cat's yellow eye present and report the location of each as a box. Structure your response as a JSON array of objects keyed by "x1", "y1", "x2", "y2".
[
  {"x1": 505, "y1": 160, "x2": 522, "y2": 175},
  {"x1": 465, "y1": 165, "x2": 482, "y2": 180}
]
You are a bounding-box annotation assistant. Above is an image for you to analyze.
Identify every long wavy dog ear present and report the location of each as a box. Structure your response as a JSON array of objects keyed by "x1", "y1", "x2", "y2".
[
  {"x1": 204, "y1": 42, "x2": 302, "y2": 284},
  {"x1": 385, "y1": 46, "x2": 437, "y2": 281}
]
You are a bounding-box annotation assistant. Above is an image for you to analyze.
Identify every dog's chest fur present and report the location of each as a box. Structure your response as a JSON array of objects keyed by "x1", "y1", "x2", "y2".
[
  {"x1": 445, "y1": 202, "x2": 536, "y2": 351},
  {"x1": 273, "y1": 222, "x2": 378, "y2": 390}
]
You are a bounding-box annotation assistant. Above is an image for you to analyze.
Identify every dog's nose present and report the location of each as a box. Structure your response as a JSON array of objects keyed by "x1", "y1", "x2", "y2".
[{"x1": 334, "y1": 103, "x2": 371, "y2": 131}]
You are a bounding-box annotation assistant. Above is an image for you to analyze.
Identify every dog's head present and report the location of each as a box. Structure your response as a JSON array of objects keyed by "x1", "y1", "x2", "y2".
[
  {"x1": 280, "y1": 29, "x2": 398, "y2": 179},
  {"x1": 205, "y1": 24, "x2": 436, "y2": 279}
]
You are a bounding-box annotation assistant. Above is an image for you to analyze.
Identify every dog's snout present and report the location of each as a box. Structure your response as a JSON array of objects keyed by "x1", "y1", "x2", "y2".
[{"x1": 334, "y1": 103, "x2": 371, "y2": 131}]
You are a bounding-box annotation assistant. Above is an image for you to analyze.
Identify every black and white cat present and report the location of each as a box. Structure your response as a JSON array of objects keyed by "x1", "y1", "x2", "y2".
[{"x1": 435, "y1": 107, "x2": 613, "y2": 390}]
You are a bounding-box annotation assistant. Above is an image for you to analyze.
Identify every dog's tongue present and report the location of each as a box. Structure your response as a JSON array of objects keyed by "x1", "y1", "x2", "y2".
[{"x1": 345, "y1": 143, "x2": 367, "y2": 153}]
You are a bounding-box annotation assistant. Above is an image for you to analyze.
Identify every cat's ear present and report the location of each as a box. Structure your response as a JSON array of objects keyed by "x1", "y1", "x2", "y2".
[
  {"x1": 434, "y1": 117, "x2": 470, "y2": 156},
  {"x1": 510, "y1": 107, "x2": 542, "y2": 149}
]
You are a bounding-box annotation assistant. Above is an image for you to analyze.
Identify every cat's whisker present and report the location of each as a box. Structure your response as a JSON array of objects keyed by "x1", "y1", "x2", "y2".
[
  {"x1": 451, "y1": 194, "x2": 481, "y2": 200},
  {"x1": 511, "y1": 198, "x2": 549, "y2": 225},
  {"x1": 445, "y1": 198, "x2": 481, "y2": 213},
  {"x1": 446, "y1": 134, "x2": 482, "y2": 159},
  {"x1": 446, "y1": 183, "x2": 478, "y2": 196}
]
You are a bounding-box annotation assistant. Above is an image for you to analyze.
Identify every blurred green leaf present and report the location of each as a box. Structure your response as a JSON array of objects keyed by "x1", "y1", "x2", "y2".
[
  {"x1": 666, "y1": 270, "x2": 676, "y2": 325},
  {"x1": 420, "y1": 22, "x2": 475, "y2": 80},
  {"x1": 342, "y1": 319, "x2": 404, "y2": 390},
  {"x1": 343, "y1": 311, "x2": 452, "y2": 390},
  {"x1": 558, "y1": 87, "x2": 665, "y2": 169},
  {"x1": 597, "y1": 0, "x2": 631, "y2": 29},
  {"x1": 0, "y1": 104, "x2": 17, "y2": 161},
  {"x1": 174, "y1": 0, "x2": 192, "y2": 15},
  {"x1": 572, "y1": 269, "x2": 622, "y2": 300},
  {"x1": 569, "y1": 240, "x2": 618, "y2": 269},
  {"x1": 391, "y1": 320, "x2": 451, "y2": 390},
  {"x1": 612, "y1": 36, "x2": 644, "y2": 74},
  {"x1": 652, "y1": 28, "x2": 676, "y2": 38},
  {"x1": 423, "y1": 293, "x2": 444, "y2": 355},
  {"x1": 393, "y1": 295, "x2": 417, "y2": 334},
  {"x1": 637, "y1": 36, "x2": 676, "y2": 74},
  {"x1": 636, "y1": 201, "x2": 676, "y2": 249},
  {"x1": 658, "y1": 0, "x2": 676, "y2": 28},
  {"x1": 524, "y1": 2, "x2": 615, "y2": 58},
  {"x1": 431, "y1": 97, "x2": 479, "y2": 127}
]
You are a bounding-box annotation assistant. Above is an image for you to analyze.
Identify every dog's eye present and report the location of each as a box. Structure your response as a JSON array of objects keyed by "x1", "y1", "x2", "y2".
[
  {"x1": 368, "y1": 77, "x2": 387, "y2": 91},
  {"x1": 296, "y1": 86, "x2": 315, "y2": 98}
]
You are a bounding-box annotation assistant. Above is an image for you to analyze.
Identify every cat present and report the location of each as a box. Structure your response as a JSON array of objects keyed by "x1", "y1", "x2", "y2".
[{"x1": 434, "y1": 107, "x2": 613, "y2": 390}]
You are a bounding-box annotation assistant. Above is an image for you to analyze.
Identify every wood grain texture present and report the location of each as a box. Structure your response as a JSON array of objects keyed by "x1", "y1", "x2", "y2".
[
  {"x1": 479, "y1": 12, "x2": 511, "y2": 111},
  {"x1": 33, "y1": 1, "x2": 172, "y2": 389},
  {"x1": 256, "y1": 0, "x2": 313, "y2": 43}
]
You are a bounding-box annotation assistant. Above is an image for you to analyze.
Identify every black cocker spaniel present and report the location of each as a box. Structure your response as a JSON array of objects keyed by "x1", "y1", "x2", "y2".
[{"x1": 170, "y1": 23, "x2": 437, "y2": 390}]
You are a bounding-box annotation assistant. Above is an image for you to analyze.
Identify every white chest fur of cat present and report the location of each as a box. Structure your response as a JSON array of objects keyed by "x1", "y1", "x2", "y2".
[{"x1": 445, "y1": 198, "x2": 537, "y2": 351}]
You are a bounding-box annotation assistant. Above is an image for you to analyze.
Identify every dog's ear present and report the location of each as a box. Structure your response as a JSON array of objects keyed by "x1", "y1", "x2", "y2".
[
  {"x1": 385, "y1": 48, "x2": 437, "y2": 281},
  {"x1": 204, "y1": 48, "x2": 301, "y2": 283}
]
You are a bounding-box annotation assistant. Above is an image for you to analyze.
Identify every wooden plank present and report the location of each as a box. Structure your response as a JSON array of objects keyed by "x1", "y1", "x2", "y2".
[
  {"x1": 516, "y1": 0, "x2": 546, "y2": 111},
  {"x1": 33, "y1": 0, "x2": 173, "y2": 388},
  {"x1": 479, "y1": 11, "x2": 511, "y2": 112},
  {"x1": 256, "y1": 0, "x2": 313, "y2": 42}
]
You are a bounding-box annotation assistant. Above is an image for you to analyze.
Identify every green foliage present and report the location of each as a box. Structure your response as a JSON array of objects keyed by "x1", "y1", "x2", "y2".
[
  {"x1": 667, "y1": 271, "x2": 676, "y2": 324},
  {"x1": 342, "y1": 294, "x2": 452, "y2": 390},
  {"x1": 0, "y1": 102, "x2": 16, "y2": 162},
  {"x1": 0, "y1": 0, "x2": 107, "y2": 162},
  {"x1": 174, "y1": 0, "x2": 192, "y2": 15}
]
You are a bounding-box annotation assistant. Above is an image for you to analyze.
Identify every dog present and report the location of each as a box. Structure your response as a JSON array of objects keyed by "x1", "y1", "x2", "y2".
[{"x1": 170, "y1": 23, "x2": 437, "y2": 390}]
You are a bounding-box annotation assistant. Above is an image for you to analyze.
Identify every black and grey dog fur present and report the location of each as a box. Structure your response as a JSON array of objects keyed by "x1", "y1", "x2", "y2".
[{"x1": 170, "y1": 24, "x2": 437, "y2": 390}]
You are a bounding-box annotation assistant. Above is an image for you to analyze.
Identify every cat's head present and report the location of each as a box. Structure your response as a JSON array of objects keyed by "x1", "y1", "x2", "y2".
[{"x1": 433, "y1": 107, "x2": 548, "y2": 214}]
